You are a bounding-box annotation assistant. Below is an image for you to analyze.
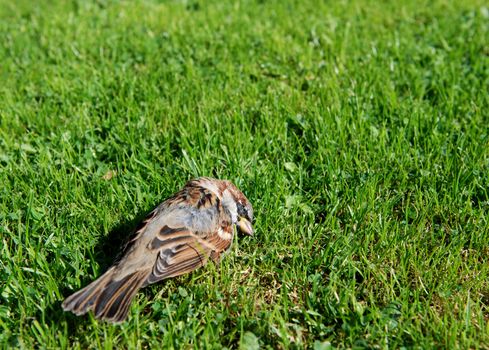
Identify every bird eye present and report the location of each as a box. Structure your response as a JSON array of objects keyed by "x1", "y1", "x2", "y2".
[{"x1": 237, "y1": 202, "x2": 246, "y2": 217}]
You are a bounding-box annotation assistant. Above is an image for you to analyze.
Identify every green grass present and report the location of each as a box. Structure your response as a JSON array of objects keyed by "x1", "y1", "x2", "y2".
[{"x1": 1, "y1": 0, "x2": 488, "y2": 348}]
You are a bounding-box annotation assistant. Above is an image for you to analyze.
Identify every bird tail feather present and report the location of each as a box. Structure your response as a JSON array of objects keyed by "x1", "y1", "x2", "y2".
[{"x1": 62, "y1": 267, "x2": 149, "y2": 323}]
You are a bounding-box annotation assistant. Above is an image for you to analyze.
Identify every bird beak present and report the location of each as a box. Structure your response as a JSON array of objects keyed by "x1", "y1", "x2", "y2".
[{"x1": 237, "y1": 217, "x2": 254, "y2": 236}]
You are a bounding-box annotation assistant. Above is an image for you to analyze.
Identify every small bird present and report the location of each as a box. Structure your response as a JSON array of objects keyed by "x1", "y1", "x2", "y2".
[{"x1": 62, "y1": 177, "x2": 253, "y2": 323}]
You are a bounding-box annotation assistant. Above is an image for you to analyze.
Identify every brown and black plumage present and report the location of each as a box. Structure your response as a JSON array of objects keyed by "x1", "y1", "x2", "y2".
[{"x1": 62, "y1": 177, "x2": 254, "y2": 323}]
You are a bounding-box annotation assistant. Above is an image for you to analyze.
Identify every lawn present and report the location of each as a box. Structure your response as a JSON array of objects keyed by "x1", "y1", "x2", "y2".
[{"x1": 1, "y1": 0, "x2": 488, "y2": 348}]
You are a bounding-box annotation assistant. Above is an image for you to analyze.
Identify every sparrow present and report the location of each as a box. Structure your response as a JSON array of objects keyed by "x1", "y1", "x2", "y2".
[{"x1": 62, "y1": 177, "x2": 254, "y2": 323}]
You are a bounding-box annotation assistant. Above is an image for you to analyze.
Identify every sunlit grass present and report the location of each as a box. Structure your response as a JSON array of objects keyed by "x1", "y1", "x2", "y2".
[{"x1": 1, "y1": 0, "x2": 488, "y2": 348}]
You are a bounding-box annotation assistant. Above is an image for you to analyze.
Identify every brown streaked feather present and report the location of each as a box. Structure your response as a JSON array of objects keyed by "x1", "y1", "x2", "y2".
[
  {"x1": 62, "y1": 267, "x2": 117, "y2": 315},
  {"x1": 117, "y1": 208, "x2": 159, "y2": 259},
  {"x1": 207, "y1": 225, "x2": 234, "y2": 253},
  {"x1": 147, "y1": 246, "x2": 207, "y2": 283},
  {"x1": 145, "y1": 228, "x2": 232, "y2": 284},
  {"x1": 61, "y1": 268, "x2": 150, "y2": 323},
  {"x1": 94, "y1": 270, "x2": 149, "y2": 322},
  {"x1": 149, "y1": 226, "x2": 189, "y2": 250},
  {"x1": 172, "y1": 183, "x2": 221, "y2": 209}
]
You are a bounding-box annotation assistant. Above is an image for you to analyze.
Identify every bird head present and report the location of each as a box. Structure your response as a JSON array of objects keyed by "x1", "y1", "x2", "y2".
[
  {"x1": 235, "y1": 197, "x2": 254, "y2": 236},
  {"x1": 192, "y1": 177, "x2": 254, "y2": 236},
  {"x1": 222, "y1": 180, "x2": 254, "y2": 236}
]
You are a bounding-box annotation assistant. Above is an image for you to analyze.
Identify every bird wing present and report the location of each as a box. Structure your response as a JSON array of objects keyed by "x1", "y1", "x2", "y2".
[{"x1": 144, "y1": 223, "x2": 233, "y2": 285}]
